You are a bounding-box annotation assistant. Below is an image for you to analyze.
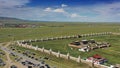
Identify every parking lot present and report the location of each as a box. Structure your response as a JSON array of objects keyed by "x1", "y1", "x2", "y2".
[{"x1": 0, "y1": 44, "x2": 53, "y2": 68}]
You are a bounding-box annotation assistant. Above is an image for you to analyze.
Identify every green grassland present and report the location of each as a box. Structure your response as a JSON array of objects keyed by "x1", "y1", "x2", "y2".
[
  {"x1": 0, "y1": 23, "x2": 120, "y2": 42},
  {"x1": 31, "y1": 35, "x2": 120, "y2": 65},
  {"x1": 0, "y1": 23, "x2": 120, "y2": 67}
]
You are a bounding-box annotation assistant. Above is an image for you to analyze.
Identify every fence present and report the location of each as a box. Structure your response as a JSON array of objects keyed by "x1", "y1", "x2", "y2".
[
  {"x1": 19, "y1": 32, "x2": 112, "y2": 43},
  {"x1": 15, "y1": 32, "x2": 113, "y2": 68},
  {"x1": 17, "y1": 41, "x2": 109, "y2": 68}
]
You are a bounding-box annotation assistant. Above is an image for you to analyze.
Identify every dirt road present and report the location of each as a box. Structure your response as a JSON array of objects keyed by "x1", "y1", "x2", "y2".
[{"x1": 0, "y1": 42, "x2": 27, "y2": 68}]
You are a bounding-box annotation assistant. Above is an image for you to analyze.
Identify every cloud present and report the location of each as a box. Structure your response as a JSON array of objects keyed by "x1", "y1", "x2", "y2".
[
  {"x1": 70, "y1": 13, "x2": 87, "y2": 18},
  {"x1": 70, "y1": 13, "x2": 79, "y2": 18},
  {"x1": 0, "y1": 0, "x2": 120, "y2": 22},
  {"x1": 93, "y1": 2, "x2": 120, "y2": 16},
  {"x1": 61, "y1": 4, "x2": 67, "y2": 7},
  {"x1": 44, "y1": 7, "x2": 52, "y2": 12},
  {"x1": 117, "y1": 13, "x2": 120, "y2": 16},
  {"x1": 44, "y1": 8, "x2": 65, "y2": 13},
  {"x1": 53, "y1": 8, "x2": 65, "y2": 13},
  {"x1": 0, "y1": 0, "x2": 30, "y2": 8},
  {"x1": 44, "y1": 4, "x2": 67, "y2": 13}
]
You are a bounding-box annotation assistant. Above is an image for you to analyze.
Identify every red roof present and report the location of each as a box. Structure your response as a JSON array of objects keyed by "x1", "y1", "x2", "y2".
[{"x1": 93, "y1": 54, "x2": 102, "y2": 59}]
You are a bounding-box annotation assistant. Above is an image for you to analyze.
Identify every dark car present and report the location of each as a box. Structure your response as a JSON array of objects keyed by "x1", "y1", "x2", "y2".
[
  {"x1": 0, "y1": 59, "x2": 6, "y2": 66},
  {"x1": 10, "y1": 65, "x2": 17, "y2": 68}
]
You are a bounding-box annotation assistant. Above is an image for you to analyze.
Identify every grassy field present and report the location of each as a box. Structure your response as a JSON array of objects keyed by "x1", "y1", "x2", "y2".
[
  {"x1": 30, "y1": 35, "x2": 120, "y2": 65},
  {"x1": 0, "y1": 23, "x2": 120, "y2": 42},
  {"x1": 0, "y1": 23, "x2": 120, "y2": 67}
]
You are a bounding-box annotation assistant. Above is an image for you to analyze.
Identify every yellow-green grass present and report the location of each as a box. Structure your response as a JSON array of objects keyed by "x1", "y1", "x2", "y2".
[
  {"x1": 31, "y1": 35, "x2": 120, "y2": 65},
  {"x1": 0, "y1": 23, "x2": 120, "y2": 42}
]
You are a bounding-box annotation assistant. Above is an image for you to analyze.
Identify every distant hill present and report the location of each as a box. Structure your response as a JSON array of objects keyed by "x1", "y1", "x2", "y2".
[
  {"x1": 1, "y1": 17, "x2": 119, "y2": 24},
  {"x1": 0, "y1": 17, "x2": 22, "y2": 20},
  {"x1": 0, "y1": 17, "x2": 57, "y2": 24},
  {"x1": 0, "y1": 17, "x2": 33, "y2": 24},
  {"x1": 0, "y1": 17, "x2": 57, "y2": 26}
]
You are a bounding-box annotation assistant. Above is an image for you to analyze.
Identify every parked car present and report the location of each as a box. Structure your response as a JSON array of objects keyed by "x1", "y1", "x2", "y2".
[{"x1": 10, "y1": 65, "x2": 17, "y2": 68}]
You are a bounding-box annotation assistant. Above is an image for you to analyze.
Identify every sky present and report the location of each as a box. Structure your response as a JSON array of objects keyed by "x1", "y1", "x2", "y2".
[{"x1": 0, "y1": 0, "x2": 120, "y2": 22}]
